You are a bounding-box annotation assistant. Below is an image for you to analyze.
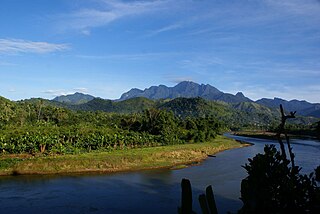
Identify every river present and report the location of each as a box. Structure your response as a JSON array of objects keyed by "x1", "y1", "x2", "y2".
[{"x1": 0, "y1": 135, "x2": 319, "y2": 214}]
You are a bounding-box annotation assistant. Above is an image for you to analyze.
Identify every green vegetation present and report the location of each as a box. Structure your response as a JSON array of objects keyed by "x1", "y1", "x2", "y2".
[
  {"x1": 0, "y1": 94, "x2": 249, "y2": 175},
  {"x1": 0, "y1": 98, "x2": 225, "y2": 155},
  {"x1": 0, "y1": 136, "x2": 245, "y2": 175},
  {"x1": 239, "y1": 144, "x2": 320, "y2": 213},
  {"x1": 235, "y1": 120, "x2": 320, "y2": 140},
  {"x1": 0, "y1": 94, "x2": 318, "y2": 175},
  {"x1": 1, "y1": 95, "x2": 317, "y2": 155}
]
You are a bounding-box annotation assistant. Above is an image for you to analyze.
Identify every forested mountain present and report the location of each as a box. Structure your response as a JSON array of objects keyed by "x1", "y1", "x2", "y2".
[
  {"x1": 45, "y1": 96, "x2": 318, "y2": 128},
  {"x1": 0, "y1": 83, "x2": 318, "y2": 133},
  {"x1": 68, "y1": 97, "x2": 156, "y2": 113},
  {"x1": 118, "y1": 81, "x2": 320, "y2": 118},
  {"x1": 301, "y1": 105, "x2": 320, "y2": 118},
  {"x1": 53, "y1": 92, "x2": 95, "y2": 105},
  {"x1": 50, "y1": 82, "x2": 320, "y2": 118},
  {"x1": 119, "y1": 81, "x2": 252, "y2": 103}
]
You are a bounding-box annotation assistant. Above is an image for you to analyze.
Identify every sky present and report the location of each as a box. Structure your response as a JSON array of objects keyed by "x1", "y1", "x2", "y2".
[{"x1": 0, "y1": 0, "x2": 320, "y2": 103}]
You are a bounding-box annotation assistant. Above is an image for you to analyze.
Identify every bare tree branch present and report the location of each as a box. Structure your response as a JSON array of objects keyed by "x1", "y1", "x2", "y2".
[{"x1": 276, "y1": 104, "x2": 296, "y2": 168}]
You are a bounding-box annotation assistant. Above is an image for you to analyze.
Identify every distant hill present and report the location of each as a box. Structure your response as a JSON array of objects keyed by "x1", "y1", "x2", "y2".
[
  {"x1": 256, "y1": 97, "x2": 320, "y2": 118},
  {"x1": 159, "y1": 97, "x2": 231, "y2": 118},
  {"x1": 53, "y1": 92, "x2": 95, "y2": 105},
  {"x1": 158, "y1": 97, "x2": 317, "y2": 128},
  {"x1": 69, "y1": 97, "x2": 156, "y2": 114},
  {"x1": 119, "y1": 81, "x2": 252, "y2": 103},
  {"x1": 1, "y1": 94, "x2": 316, "y2": 130},
  {"x1": 118, "y1": 81, "x2": 320, "y2": 118},
  {"x1": 301, "y1": 105, "x2": 320, "y2": 118},
  {"x1": 46, "y1": 95, "x2": 286, "y2": 127}
]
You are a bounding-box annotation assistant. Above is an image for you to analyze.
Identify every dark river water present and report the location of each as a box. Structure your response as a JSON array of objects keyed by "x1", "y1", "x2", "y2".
[{"x1": 0, "y1": 134, "x2": 319, "y2": 214}]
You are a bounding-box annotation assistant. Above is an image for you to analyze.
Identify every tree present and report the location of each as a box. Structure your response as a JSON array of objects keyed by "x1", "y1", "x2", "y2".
[{"x1": 239, "y1": 105, "x2": 320, "y2": 213}]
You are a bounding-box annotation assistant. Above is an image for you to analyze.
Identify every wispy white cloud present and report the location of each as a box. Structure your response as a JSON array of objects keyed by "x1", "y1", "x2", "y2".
[
  {"x1": 43, "y1": 88, "x2": 89, "y2": 97},
  {"x1": 76, "y1": 51, "x2": 183, "y2": 60},
  {"x1": 146, "y1": 23, "x2": 182, "y2": 37},
  {"x1": 165, "y1": 76, "x2": 195, "y2": 84},
  {"x1": 0, "y1": 39, "x2": 69, "y2": 54},
  {"x1": 266, "y1": 0, "x2": 320, "y2": 17},
  {"x1": 58, "y1": 0, "x2": 173, "y2": 33},
  {"x1": 178, "y1": 55, "x2": 225, "y2": 72},
  {"x1": 43, "y1": 89, "x2": 68, "y2": 97},
  {"x1": 81, "y1": 29, "x2": 91, "y2": 36},
  {"x1": 8, "y1": 88, "x2": 16, "y2": 93},
  {"x1": 266, "y1": 86, "x2": 319, "y2": 103},
  {"x1": 225, "y1": 82, "x2": 320, "y2": 104},
  {"x1": 73, "y1": 87, "x2": 89, "y2": 93},
  {"x1": 169, "y1": 0, "x2": 320, "y2": 43}
]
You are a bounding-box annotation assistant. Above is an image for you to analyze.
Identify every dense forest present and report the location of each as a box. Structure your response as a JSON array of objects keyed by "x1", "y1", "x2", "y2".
[
  {"x1": 0, "y1": 96, "x2": 223, "y2": 154},
  {"x1": 0, "y1": 95, "x2": 319, "y2": 155}
]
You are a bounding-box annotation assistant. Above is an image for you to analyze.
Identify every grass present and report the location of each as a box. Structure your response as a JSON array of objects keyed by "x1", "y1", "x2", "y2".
[{"x1": 0, "y1": 135, "x2": 248, "y2": 176}]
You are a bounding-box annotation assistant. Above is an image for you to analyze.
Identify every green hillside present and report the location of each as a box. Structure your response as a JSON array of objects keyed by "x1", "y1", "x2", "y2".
[
  {"x1": 16, "y1": 96, "x2": 319, "y2": 129},
  {"x1": 53, "y1": 92, "x2": 95, "y2": 105},
  {"x1": 0, "y1": 95, "x2": 319, "y2": 156}
]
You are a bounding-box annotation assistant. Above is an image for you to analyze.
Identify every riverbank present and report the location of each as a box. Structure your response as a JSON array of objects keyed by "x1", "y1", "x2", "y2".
[
  {"x1": 232, "y1": 131, "x2": 278, "y2": 140},
  {"x1": 232, "y1": 130, "x2": 319, "y2": 140},
  {"x1": 0, "y1": 135, "x2": 248, "y2": 176}
]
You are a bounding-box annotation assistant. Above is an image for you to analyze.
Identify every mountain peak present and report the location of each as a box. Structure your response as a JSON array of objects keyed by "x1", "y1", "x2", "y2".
[
  {"x1": 118, "y1": 82, "x2": 251, "y2": 103},
  {"x1": 53, "y1": 92, "x2": 95, "y2": 105},
  {"x1": 236, "y1": 92, "x2": 245, "y2": 97}
]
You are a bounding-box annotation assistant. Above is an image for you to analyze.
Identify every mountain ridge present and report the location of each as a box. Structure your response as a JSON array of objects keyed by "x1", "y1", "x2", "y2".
[
  {"x1": 48, "y1": 81, "x2": 320, "y2": 118},
  {"x1": 119, "y1": 81, "x2": 252, "y2": 103}
]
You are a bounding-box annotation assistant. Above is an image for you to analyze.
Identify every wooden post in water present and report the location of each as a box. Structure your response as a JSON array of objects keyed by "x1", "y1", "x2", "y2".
[{"x1": 180, "y1": 178, "x2": 193, "y2": 214}]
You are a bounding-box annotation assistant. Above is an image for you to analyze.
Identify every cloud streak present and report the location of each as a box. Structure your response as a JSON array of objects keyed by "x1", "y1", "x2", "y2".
[
  {"x1": 0, "y1": 39, "x2": 69, "y2": 54},
  {"x1": 58, "y1": 0, "x2": 172, "y2": 33},
  {"x1": 43, "y1": 88, "x2": 89, "y2": 97},
  {"x1": 146, "y1": 23, "x2": 182, "y2": 37},
  {"x1": 76, "y1": 51, "x2": 184, "y2": 61},
  {"x1": 266, "y1": 0, "x2": 320, "y2": 17},
  {"x1": 239, "y1": 83, "x2": 320, "y2": 104}
]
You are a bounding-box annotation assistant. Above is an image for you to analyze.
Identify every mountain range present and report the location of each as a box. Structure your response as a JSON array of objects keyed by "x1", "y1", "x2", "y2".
[
  {"x1": 1, "y1": 81, "x2": 319, "y2": 131},
  {"x1": 119, "y1": 81, "x2": 252, "y2": 103},
  {"x1": 256, "y1": 97, "x2": 320, "y2": 118},
  {"x1": 52, "y1": 81, "x2": 320, "y2": 118}
]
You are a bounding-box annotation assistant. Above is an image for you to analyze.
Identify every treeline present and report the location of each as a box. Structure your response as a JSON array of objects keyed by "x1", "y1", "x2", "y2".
[
  {"x1": 268, "y1": 121, "x2": 320, "y2": 138},
  {"x1": 0, "y1": 95, "x2": 318, "y2": 155},
  {"x1": 0, "y1": 97, "x2": 224, "y2": 154}
]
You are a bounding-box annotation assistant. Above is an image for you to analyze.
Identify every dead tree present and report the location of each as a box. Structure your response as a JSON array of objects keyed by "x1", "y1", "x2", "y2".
[{"x1": 276, "y1": 104, "x2": 296, "y2": 168}]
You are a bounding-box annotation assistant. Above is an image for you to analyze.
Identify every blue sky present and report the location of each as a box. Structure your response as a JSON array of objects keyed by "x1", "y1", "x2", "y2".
[{"x1": 0, "y1": 0, "x2": 319, "y2": 103}]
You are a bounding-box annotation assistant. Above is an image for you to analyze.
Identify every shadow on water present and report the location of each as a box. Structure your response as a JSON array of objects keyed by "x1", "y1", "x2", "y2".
[{"x1": 0, "y1": 171, "x2": 240, "y2": 214}]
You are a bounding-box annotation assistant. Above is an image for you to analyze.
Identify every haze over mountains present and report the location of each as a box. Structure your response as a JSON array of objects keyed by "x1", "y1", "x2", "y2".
[{"x1": 51, "y1": 81, "x2": 320, "y2": 118}]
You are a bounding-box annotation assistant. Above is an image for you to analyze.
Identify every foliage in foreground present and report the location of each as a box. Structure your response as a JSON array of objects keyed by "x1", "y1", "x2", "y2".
[
  {"x1": 239, "y1": 105, "x2": 320, "y2": 214},
  {"x1": 239, "y1": 145, "x2": 320, "y2": 214}
]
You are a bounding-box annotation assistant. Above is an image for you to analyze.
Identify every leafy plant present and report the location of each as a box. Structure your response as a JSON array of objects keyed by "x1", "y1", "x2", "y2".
[{"x1": 239, "y1": 105, "x2": 320, "y2": 213}]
